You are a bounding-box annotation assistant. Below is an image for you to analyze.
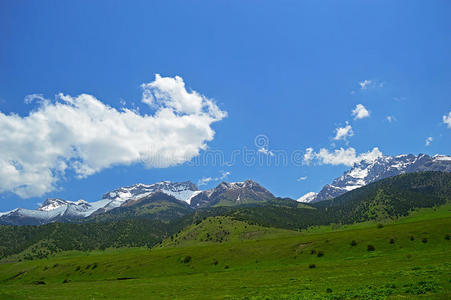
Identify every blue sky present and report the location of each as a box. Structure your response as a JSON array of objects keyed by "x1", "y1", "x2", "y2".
[{"x1": 0, "y1": 0, "x2": 450, "y2": 211}]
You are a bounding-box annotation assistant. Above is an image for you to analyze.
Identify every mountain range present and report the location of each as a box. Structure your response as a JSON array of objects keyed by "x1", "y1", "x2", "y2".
[
  {"x1": 0, "y1": 179, "x2": 274, "y2": 225},
  {"x1": 1, "y1": 153, "x2": 449, "y2": 226},
  {"x1": 1, "y1": 171, "x2": 450, "y2": 260}
]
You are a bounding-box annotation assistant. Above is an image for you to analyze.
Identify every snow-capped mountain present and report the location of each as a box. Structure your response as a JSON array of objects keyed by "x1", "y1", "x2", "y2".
[
  {"x1": 300, "y1": 153, "x2": 451, "y2": 203},
  {"x1": 101, "y1": 181, "x2": 201, "y2": 206},
  {"x1": 0, "y1": 197, "x2": 113, "y2": 225},
  {"x1": 190, "y1": 179, "x2": 274, "y2": 208},
  {"x1": 0, "y1": 180, "x2": 275, "y2": 225},
  {"x1": 0, "y1": 181, "x2": 201, "y2": 225}
]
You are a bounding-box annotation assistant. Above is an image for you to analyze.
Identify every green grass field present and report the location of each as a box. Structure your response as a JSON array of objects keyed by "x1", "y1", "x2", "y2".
[{"x1": 0, "y1": 207, "x2": 450, "y2": 299}]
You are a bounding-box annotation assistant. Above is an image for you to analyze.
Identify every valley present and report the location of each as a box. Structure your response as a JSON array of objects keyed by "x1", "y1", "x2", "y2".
[{"x1": 0, "y1": 206, "x2": 450, "y2": 299}]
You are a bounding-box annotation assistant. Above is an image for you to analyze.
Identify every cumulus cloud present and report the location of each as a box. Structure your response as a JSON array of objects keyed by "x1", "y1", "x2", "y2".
[
  {"x1": 333, "y1": 121, "x2": 354, "y2": 141},
  {"x1": 425, "y1": 137, "x2": 433, "y2": 146},
  {"x1": 303, "y1": 147, "x2": 382, "y2": 167},
  {"x1": 352, "y1": 104, "x2": 370, "y2": 120},
  {"x1": 0, "y1": 75, "x2": 226, "y2": 198},
  {"x1": 197, "y1": 171, "x2": 231, "y2": 186},
  {"x1": 443, "y1": 112, "x2": 451, "y2": 128}
]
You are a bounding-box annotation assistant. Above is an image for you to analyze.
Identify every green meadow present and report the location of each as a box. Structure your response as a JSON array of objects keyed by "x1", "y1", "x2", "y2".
[{"x1": 0, "y1": 206, "x2": 450, "y2": 299}]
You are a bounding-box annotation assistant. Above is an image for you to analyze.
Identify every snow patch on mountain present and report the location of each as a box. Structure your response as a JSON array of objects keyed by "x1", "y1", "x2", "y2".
[
  {"x1": 297, "y1": 192, "x2": 318, "y2": 203},
  {"x1": 434, "y1": 154, "x2": 451, "y2": 161},
  {"x1": 161, "y1": 189, "x2": 202, "y2": 205}
]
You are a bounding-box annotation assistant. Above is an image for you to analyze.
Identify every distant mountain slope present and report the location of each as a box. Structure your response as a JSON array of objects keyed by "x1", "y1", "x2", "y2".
[
  {"x1": 301, "y1": 154, "x2": 451, "y2": 203},
  {"x1": 199, "y1": 172, "x2": 451, "y2": 231},
  {"x1": 313, "y1": 171, "x2": 451, "y2": 223},
  {"x1": 86, "y1": 192, "x2": 194, "y2": 223}
]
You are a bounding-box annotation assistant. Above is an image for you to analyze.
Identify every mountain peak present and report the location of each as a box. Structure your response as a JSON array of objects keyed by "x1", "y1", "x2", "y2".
[
  {"x1": 38, "y1": 198, "x2": 69, "y2": 211},
  {"x1": 191, "y1": 179, "x2": 274, "y2": 208}
]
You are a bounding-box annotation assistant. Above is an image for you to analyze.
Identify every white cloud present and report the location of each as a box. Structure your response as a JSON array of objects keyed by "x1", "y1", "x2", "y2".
[
  {"x1": 258, "y1": 147, "x2": 274, "y2": 156},
  {"x1": 197, "y1": 170, "x2": 231, "y2": 186},
  {"x1": 359, "y1": 79, "x2": 383, "y2": 90},
  {"x1": 303, "y1": 147, "x2": 382, "y2": 167},
  {"x1": 0, "y1": 75, "x2": 226, "y2": 198},
  {"x1": 352, "y1": 104, "x2": 370, "y2": 120},
  {"x1": 219, "y1": 171, "x2": 231, "y2": 180},
  {"x1": 425, "y1": 137, "x2": 433, "y2": 146},
  {"x1": 296, "y1": 176, "x2": 307, "y2": 181},
  {"x1": 197, "y1": 177, "x2": 213, "y2": 186},
  {"x1": 359, "y1": 80, "x2": 372, "y2": 90},
  {"x1": 443, "y1": 112, "x2": 451, "y2": 128},
  {"x1": 24, "y1": 94, "x2": 47, "y2": 104},
  {"x1": 333, "y1": 121, "x2": 354, "y2": 141},
  {"x1": 303, "y1": 148, "x2": 315, "y2": 165},
  {"x1": 386, "y1": 115, "x2": 396, "y2": 123}
]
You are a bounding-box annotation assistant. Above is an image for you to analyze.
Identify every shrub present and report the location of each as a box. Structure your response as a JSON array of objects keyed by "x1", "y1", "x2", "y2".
[
  {"x1": 410, "y1": 235, "x2": 415, "y2": 241},
  {"x1": 389, "y1": 238, "x2": 395, "y2": 244},
  {"x1": 224, "y1": 265, "x2": 229, "y2": 269},
  {"x1": 308, "y1": 264, "x2": 316, "y2": 269},
  {"x1": 422, "y1": 238, "x2": 428, "y2": 243},
  {"x1": 377, "y1": 224, "x2": 384, "y2": 229},
  {"x1": 350, "y1": 240, "x2": 357, "y2": 247},
  {"x1": 62, "y1": 279, "x2": 71, "y2": 284},
  {"x1": 212, "y1": 259, "x2": 218, "y2": 265},
  {"x1": 180, "y1": 256, "x2": 192, "y2": 263},
  {"x1": 317, "y1": 251, "x2": 324, "y2": 257},
  {"x1": 310, "y1": 250, "x2": 316, "y2": 255},
  {"x1": 326, "y1": 288, "x2": 332, "y2": 293},
  {"x1": 445, "y1": 234, "x2": 450, "y2": 240},
  {"x1": 367, "y1": 245, "x2": 375, "y2": 251}
]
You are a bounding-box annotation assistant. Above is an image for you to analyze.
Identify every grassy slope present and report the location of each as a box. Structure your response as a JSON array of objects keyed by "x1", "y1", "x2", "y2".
[
  {"x1": 158, "y1": 216, "x2": 300, "y2": 248},
  {"x1": 0, "y1": 207, "x2": 450, "y2": 299}
]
